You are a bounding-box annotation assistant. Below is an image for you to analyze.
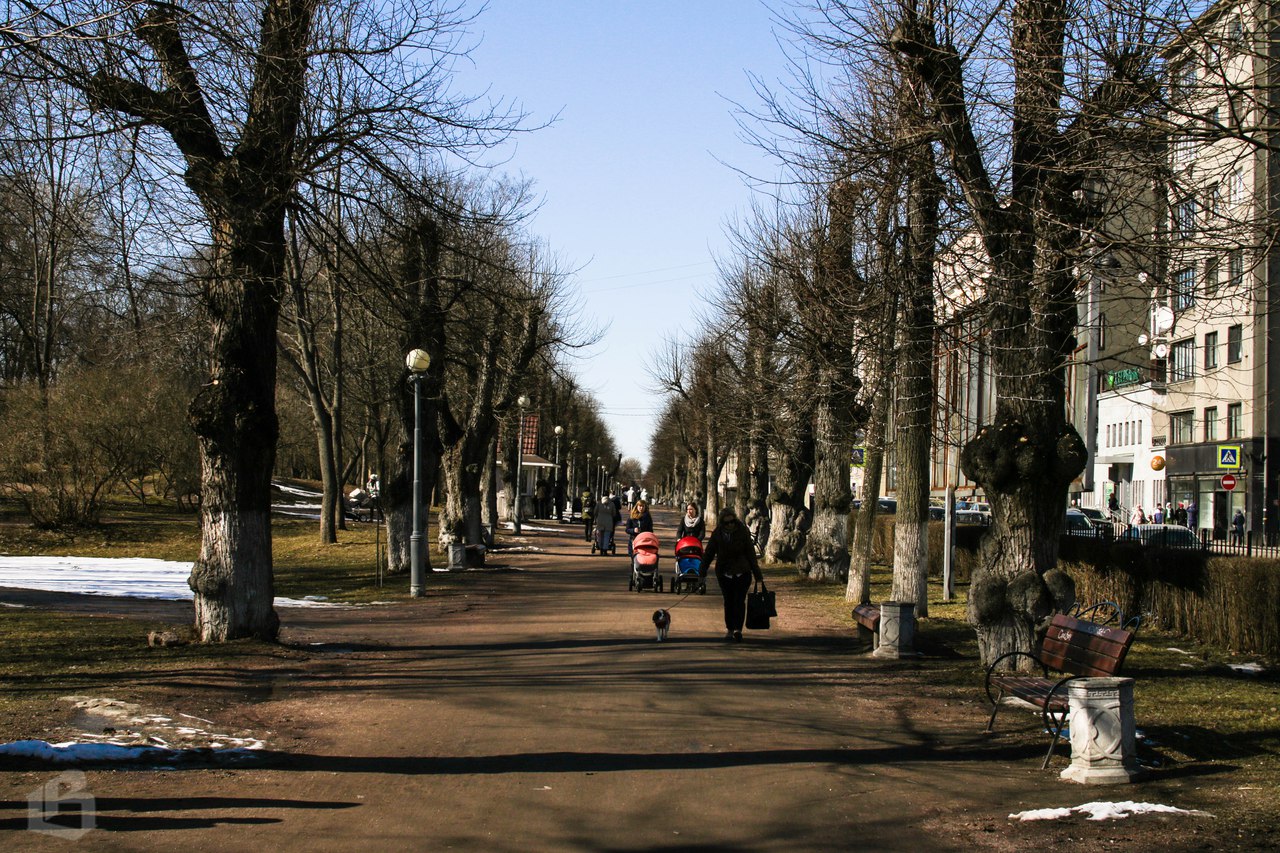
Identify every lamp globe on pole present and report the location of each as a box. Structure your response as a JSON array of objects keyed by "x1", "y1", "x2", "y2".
[
  {"x1": 553, "y1": 425, "x2": 564, "y2": 522},
  {"x1": 514, "y1": 395, "x2": 530, "y2": 534},
  {"x1": 406, "y1": 349, "x2": 431, "y2": 597}
]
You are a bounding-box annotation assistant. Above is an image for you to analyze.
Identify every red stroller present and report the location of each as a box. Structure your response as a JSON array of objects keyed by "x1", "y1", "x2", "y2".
[
  {"x1": 628, "y1": 531, "x2": 663, "y2": 592},
  {"x1": 671, "y1": 535, "x2": 707, "y2": 594}
]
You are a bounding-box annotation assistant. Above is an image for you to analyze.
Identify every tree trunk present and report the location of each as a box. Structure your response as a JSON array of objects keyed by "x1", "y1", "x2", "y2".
[
  {"x1": 765, "y1": 444, "x2": 811, "y2": 564},
  {"x1": 848, "y1": 381, "x2": 889, "y2": 604},
  {"x1": 188, "y1": 221, "x2": 286, "y2": 641},
  {"x1": 890, "y1": 137, "x2": 941, "y2": 616},
  {"x1": 797, "y1": 365, "x2": 852, "y2": 581}
]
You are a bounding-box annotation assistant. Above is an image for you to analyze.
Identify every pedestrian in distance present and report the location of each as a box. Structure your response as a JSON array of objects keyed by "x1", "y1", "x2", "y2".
[
  {"x1": 699, "y1": 507, "x2": 765, "y2": 642},
  {"x1": 1186, "y1": 499, "x2": 1198, "y2": 531},
  {"x1": 582, "y1": 490, "x2": 595, "y2": 542},
  {"x1": 1231, "y1": 508, "x2": 1246, "y2": 545},
  {"x1": 676, "y1": 502, "x2": 705, "y2": 542},
  {"x1": 1130, "y1": 504, "x2": 1146, "y2": 526},
  {"x1": 1152, "y1": 504, "x2": 1164, "y2": 524},
  {"x1": 594, "y1": 496, "x2": 618, "y2": 554},
  {"x1": 1174, "y1": 502, "x2": 1188, "y2": 527}
]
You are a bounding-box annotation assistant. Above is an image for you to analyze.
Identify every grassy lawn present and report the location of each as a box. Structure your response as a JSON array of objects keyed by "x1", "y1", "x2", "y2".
[{"x1": 777, "y1": 560, "x2": 1280, "y2": 823}]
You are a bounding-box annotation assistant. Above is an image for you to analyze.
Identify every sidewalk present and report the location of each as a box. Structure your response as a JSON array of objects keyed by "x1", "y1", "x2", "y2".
[{"x1": 0, "y1": 510, "x2": 1236, "y2": 850}]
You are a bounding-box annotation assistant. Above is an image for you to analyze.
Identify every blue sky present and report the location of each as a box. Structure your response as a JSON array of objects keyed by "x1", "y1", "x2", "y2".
[{"x1": 455, "y1": 1, "x2": 790, "y2": 466}]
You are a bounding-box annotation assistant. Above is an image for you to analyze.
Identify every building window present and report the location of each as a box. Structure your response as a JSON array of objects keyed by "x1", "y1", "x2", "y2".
[
  {"x1": 1172, "y1": 60, "x2": 1197, "y2": 93},
  {"x1": 1173, "y1": 196, "x2": 1196, "y2": 237},
  {"x1": 1124, "y1": 422, "x2": 1131, "y2": 445},
  {"x1": 1204, "y1": 256, "x2": 1220, "y2": 296},
  {"x1": 1204, "y1": 330, "x2": 1218, "y2": 369},
  {"x1": 1227, "y1": 324, "x2": 1243, "y2": 363},
  {"x1": 1173, "y1": 266, "x2": 1196, "y2": 310},
  {"x1": 1204, "y1": 407, "x2": 1219, "y2": 442},
  {"x1": 1171, "y1": 410, "x2": 1195, "y2": 444},
  {"x1": 1099, "y1": 313, "x2": 1107, "y2": 349},
  {"x1": 1229, "y1": 249, "x2": 1244, "y2": 287},
  {"x1": 1227, "y1": 403, "x2": 1243, "y2": 438},
  {"x1": 1138, "y1": 421, "x2": 1143, "y2": 445},
  {"x1": 1169, "y1": 338, "x2": 1196, "y2": 382},
  {"x1": 1227, "y1": 167, "x2": 1245, "y2": 206}
]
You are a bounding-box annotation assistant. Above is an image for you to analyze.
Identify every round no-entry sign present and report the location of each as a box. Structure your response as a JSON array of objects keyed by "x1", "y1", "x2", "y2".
[{"x1": 1221, "y1": 473, "x2": 1237, "y2": 491}]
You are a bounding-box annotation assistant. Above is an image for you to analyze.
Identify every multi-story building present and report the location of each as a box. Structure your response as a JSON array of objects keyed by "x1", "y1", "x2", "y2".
[{"x1": 1159, "y1": 0, "x2": 1275, "y2": 539}]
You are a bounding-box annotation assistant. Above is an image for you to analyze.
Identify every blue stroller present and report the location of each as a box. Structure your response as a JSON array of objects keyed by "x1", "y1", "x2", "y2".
[{"x1": 670, "y1": 536, "x2": 707, "y2": 594}]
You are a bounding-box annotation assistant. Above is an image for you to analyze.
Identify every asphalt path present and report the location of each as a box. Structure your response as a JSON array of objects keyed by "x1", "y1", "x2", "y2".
[{"x1": 0, "y1": 509, "x2": 1230, "y2": 851}]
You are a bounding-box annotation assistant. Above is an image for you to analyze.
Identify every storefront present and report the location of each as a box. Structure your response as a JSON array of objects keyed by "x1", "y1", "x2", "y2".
[{"x1": 1163, "y1": 438, "x2": 1263, "y2": 540}]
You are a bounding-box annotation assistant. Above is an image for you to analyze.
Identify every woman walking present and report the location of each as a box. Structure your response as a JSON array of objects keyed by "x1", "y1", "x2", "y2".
[
  {"x1": 676, "y1": 502, "x2": 705, "y2": 542},
  {"x1": 699, "y1": 507, "x2": 764, "y2": 641},
  {"x1": 626, "y1": 500, "x2": 654, "y2": 555}
]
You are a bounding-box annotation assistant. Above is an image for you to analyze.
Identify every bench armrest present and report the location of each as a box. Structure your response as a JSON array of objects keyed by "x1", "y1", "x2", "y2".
[
  {"x1": 1041, "y1": 674, "x2": 1091, "y2": 735},
  {"x1": 983, "y1": 651, "x2": 1049, "y2": 706}
]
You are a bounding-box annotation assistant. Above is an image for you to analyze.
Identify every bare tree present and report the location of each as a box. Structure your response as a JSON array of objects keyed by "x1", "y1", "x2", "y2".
[{"x1": 2, "y1": 0, "x2": 525, "y2": 640}]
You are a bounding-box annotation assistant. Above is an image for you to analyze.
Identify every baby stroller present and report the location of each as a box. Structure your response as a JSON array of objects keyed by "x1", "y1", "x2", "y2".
[
  {"x1": 591, "y1": 521, "x2": 617, "y2": 555},
  {"x1": 628, "y1": 531, "x2": 663, "y2": 592},
  {"x1": 670, "y1": 535, "x2": 707, "y2": 594}
]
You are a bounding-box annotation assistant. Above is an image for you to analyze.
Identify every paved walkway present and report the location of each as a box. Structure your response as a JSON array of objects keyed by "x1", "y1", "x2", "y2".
[{"x1": 0, "y1": 510, "x2": 1228, "y2": 850}]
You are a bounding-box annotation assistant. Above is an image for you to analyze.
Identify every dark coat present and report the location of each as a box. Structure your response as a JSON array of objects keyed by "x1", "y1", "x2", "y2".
[{"x1": 700, "y1": 520, "x2": 762, "y2": 582}]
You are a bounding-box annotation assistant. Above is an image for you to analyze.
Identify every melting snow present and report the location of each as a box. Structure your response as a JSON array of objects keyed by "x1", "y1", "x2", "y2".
[
  {"x1": 0, "y1": 555, "x2": 350, "y2": 608},
  {"x1": 1010, "y1": 802, "x2": 1213, "y2": 822},
  {"x1": 501, "y1": 522, "x2": 562, "y2": 533}
]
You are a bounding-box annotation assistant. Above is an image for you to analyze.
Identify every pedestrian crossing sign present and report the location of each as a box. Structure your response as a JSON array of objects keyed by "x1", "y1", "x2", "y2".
[{"x1": 1217, "y1": 445, "x2": 1242, "y2": 469}]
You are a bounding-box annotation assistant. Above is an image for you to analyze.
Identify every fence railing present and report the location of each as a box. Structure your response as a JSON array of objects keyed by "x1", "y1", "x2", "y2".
[{"x1": 1069, "y1": 520, "x2": 1280, "y2": 560}]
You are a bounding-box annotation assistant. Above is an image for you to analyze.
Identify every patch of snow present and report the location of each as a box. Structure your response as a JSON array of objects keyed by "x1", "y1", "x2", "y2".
[
  {"x1": 500, "y1": 522, "x2": 561, "y2": 533},
  {"x1": 1010, "y1": 802, "x2": 1212, "y2": 822},
  {"x1": 0, "y1": 555, "x2": 354, "y2": 608},
  {"x1": 1166, "y1": 648, "x2": 1194, "y2": 655},
  {"x1": 273, "y1": 482, "x2": 322, "y2": 498},
  {"x1": 492, "y1": 546, "x2": 544, "y2": 553},
  {"x1": 0, "y1": 600, "x2": 25, "y2": 608},
  {"x1": 1228, "y1": 662, "x2": 1265, "y2": 675},
  {"x1": 0, "y1": 739, "x2": 260, "y2": 766}
]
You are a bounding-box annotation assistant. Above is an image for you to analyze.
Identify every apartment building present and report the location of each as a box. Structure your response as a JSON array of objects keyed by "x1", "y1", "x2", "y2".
[{"x1": 1159, "y1": 0, "x2": 1277, "y2": 539}]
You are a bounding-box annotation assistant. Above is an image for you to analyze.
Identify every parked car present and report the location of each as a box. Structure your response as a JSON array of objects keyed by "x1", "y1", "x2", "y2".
[
  {"x1": 1076, "y1": 506, "x2": 1109, "y2": 526},
  {"x1": 1065, "y1": 509, "x2": 1096, "y2": 537},
  {"x1": 929, "y1": 505, "x2": 946, "y2": 521},
  {"x1": 1119, "y1": 523, "x2": 1206, "y2": 550},
  {"x1": 955, "y1": 509, "x2": 988, "y2": 526}
]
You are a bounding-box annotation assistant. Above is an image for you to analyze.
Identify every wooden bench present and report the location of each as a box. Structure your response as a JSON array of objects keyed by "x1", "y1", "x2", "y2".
[
  {"x1": 984, "y1": 612, "x2": 1136, "y2": 769},
  {"x1": 852, "y1": 604, "x2": 881, "y2": 649}
]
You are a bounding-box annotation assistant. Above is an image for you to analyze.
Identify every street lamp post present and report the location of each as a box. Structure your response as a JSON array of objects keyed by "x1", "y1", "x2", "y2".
[
  {"x1": 405, "y1": 348, "x2": 431, "y2": 597},
  {"x1": 569, "y1": 440, "x2": 579, "y2": 501},
  {"x1": 514, "y1": 395, "x2": 530, "y2": 535},
  {"x1": 553, "y1": 425, "x2": 564, "y2": 522}
]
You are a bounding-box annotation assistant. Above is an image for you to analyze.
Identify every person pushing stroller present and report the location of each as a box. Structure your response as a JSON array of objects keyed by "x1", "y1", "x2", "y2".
[{"x1": 592, "y1": 494, "x2": 618, "y2": 555}]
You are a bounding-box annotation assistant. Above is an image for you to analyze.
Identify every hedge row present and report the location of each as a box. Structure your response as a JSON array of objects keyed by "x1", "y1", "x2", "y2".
[
  {"x1": 1061, "y1": 536, "x2": 1280, "y2": 657},
  {"x1": 870, "y1": 516, "x2": 1279, "y2": 656}
]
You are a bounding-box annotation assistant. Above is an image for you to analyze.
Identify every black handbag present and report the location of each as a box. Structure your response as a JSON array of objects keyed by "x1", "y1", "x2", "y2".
[{"x1": 746, "y1": 581, "x2": 776, "y2": 629}]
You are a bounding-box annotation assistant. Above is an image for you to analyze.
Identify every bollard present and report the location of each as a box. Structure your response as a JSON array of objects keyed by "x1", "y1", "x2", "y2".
[
  {"x1": 1059, "y1": 677, "x2": 1144, "y2": 784},
  {"x1": 872, "y1": 601, "x2": 916, "y2": 658}
]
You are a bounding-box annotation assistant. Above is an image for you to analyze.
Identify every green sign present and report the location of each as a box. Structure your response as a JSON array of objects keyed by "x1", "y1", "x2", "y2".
[{"x1": 1106, "y1": 368, "x2": 1142, "y2": 389}]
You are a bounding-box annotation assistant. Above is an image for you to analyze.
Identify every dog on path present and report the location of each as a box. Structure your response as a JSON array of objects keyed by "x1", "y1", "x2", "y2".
[{"x1": 652, "y1": 609, "x2": 671, "y2": 642}]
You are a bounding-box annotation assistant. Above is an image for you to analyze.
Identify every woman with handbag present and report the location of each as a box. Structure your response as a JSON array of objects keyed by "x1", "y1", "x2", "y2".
[{"x1": 699, "y1": 507, "x2": 765, "y2": 641}]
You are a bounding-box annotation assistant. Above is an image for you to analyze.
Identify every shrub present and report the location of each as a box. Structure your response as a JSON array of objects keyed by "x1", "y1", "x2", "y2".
[{"x1": 1067, "y1": 553, "x2": 1280, "y2": 657}]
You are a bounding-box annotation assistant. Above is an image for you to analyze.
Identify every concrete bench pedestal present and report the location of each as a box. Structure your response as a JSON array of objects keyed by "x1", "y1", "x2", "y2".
[
  {"x1": 871, "y1": 601, "x2": 915, "y2": 659},
  {"x1": 1060, "y1": 677, "x2": 1144, "y2": 784}
]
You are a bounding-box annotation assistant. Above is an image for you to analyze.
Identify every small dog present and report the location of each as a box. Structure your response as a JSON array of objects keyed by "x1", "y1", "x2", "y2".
[{"x1": 652, "y1": 609, "x2": 671, "y2": 642}]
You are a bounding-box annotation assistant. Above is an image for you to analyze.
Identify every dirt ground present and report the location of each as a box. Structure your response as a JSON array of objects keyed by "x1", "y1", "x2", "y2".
[{"x1": 1, "y1": 510, "x2": 1274, "y2": 851}]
